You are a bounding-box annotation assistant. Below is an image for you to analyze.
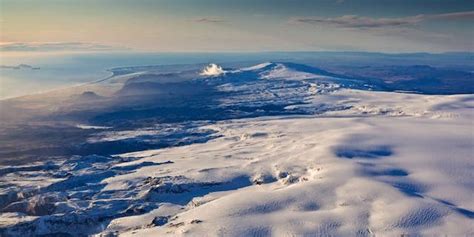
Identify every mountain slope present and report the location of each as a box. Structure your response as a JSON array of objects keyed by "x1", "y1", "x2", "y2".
[{"x1": 0, "y1": 62, "x2": 473, "y2": 236}]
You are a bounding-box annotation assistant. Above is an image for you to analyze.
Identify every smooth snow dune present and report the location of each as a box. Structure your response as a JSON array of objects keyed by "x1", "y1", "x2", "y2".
[{"x1": 95, "y1": 92, "x2": 473, "y2": 236}]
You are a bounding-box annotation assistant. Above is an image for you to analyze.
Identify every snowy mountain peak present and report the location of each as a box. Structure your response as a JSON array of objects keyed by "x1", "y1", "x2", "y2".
[
  {"x1": 258, "y1": 62, "x2": 328, "y2": 80},
  {"x1": 231, "y1": 62, "x2": 338, "y2": 81},
  {"x1": 239, "y1": 62, "x2": 275, "y2": 71}
]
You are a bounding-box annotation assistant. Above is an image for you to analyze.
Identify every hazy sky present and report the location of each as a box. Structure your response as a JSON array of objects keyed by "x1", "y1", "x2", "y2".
[{"x1": 1, "y1": 0, "x2": 473, "y2": 53}]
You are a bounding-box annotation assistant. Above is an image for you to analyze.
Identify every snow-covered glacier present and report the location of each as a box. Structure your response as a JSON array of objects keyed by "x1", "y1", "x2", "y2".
[{"x1": 0, "y1": 61, "x2": 473, "y2": 236}]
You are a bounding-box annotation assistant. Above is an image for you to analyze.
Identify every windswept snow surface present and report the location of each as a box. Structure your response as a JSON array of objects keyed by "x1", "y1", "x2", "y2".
[
  {"x1": 0, "y1": 62, "x2": 473, "y2": 236},
  {"x1": 112, "y1": 91, "x2": 474, "y2": 237}
]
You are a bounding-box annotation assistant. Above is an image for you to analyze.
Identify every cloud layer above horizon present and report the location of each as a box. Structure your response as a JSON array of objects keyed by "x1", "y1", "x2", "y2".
[
  {"x1": 0, "y1": 42, "x2": 127, "y2": 52},
  {"x1": 1, "y1": 0, "x2": 473, "y2": 53},
  {"x1": 292, "y1": 11, "x2": 474, "y2": 29}
]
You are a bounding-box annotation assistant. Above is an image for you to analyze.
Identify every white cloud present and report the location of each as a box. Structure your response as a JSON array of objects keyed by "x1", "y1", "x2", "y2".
[
  {"x1": 293, "y1": 15, "x2": 421, "y2": 28},
  {"x1": 194, "y1": 17, "x2": 226, "y2": 24},
  {"x1": 292, "y1": 11, "x2": 474, "y2": 29},
  {"x1": 200, "y1": 64, "x2": 226, "y2": 77}
]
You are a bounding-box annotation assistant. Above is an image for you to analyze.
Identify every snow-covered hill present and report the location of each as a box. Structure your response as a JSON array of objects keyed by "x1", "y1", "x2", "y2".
[{"x1": 0, "y1": 62, "x2": 473, "y2": 236}]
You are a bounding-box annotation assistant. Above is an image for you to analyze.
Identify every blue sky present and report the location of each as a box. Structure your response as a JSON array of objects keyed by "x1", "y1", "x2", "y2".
[{"x1": 1, "y1": 0, "x2": 473, "y2": 52}]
